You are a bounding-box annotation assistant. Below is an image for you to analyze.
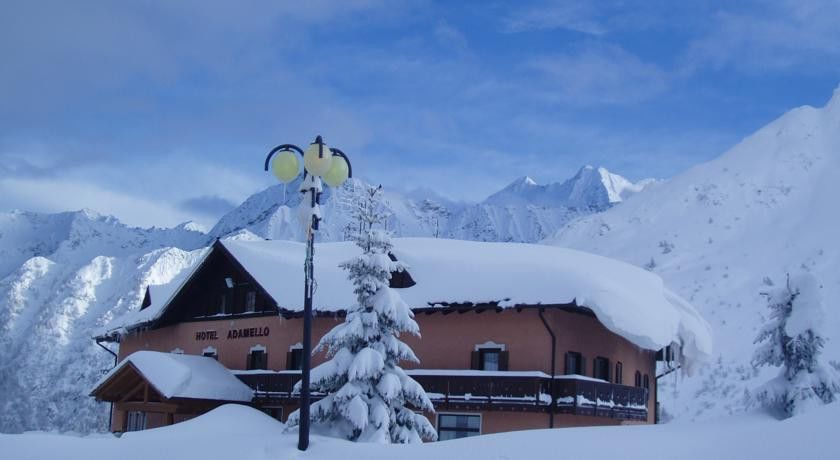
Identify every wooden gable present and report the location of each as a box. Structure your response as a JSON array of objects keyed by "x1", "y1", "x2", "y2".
[
  {"x1": 90, "y1": 363, "x2": 166, "y2": 404},
  {"x1": 154, "y1": 241, "x2": 279, "y2": 329}
]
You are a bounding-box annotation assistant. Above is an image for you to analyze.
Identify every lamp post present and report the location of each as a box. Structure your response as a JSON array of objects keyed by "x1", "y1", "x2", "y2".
[{"x1": 263, "y1": 135, "x2": 352, "y2": 451}]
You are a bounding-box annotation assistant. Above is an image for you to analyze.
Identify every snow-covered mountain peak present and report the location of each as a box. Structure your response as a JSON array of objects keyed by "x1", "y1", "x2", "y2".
[
  {"x1": 484, "y1": 165, "x2": 654, "y2": 209},
  {"x1": 551, "y1": 84, "x2": 840, "y2": 422}
]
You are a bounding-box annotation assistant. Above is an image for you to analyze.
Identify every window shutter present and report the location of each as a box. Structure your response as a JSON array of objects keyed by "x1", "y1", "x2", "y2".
[
  {"x1": 498, "y1": 351, "x2": 509, "y2": 371},
  {"x1": 470, "y1": 351, "x2": 480, "y2": 370},
  {"x1": 286, "y1": 351, "x2": 294, "y2": 370}
]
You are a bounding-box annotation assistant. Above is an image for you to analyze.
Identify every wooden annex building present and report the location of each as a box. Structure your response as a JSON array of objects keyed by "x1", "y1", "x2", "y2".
[{"x1": 92, "y1": 238, "x2": 711, "y2": 439}]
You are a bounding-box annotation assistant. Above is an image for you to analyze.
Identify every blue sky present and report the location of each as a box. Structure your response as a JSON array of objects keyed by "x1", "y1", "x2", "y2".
[{"x1": 2, "y1": 0, "x2": 839, "y2": 228}]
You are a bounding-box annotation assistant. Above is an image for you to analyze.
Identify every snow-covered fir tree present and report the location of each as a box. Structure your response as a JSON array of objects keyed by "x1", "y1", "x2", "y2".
[
  {"x1": 751, "y1": 273, "x2": 840, "y2": 418},
  {"x1": 288, "y1": 185, "x2": 436, "y2": 443}
]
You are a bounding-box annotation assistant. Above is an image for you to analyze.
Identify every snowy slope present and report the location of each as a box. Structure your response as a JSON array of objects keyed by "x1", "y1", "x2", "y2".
[
  {"x1": 0, "y1": 210, "x2": 208, "y2": 433},
  {"x1": 1, "y1": 402, "x2": 839, "y2": 460},
  {"x1": 550, "y1": 85, "x2": 840, "y2": 421},
  {"x1": 209, "y1": 166, "x2": 653, "y2": 243}
]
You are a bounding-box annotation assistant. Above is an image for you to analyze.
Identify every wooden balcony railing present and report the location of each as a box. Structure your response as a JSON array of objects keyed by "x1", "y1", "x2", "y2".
[{"x1": 234, "y1": 369, "x2": 648, "y2": 422}]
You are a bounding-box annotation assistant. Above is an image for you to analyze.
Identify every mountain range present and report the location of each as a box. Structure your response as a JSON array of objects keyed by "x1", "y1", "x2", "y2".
[
  {"x1": 1, "y1": 85, "x2": 839, "y2": 433},
  {"x1": 0, "y1": 165, "x2": 649, "y2": 433}
]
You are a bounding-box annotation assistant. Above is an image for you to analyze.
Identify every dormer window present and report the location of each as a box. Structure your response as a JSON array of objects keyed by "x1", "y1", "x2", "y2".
[
  {"x1": 219, "y1": 294, "x2": 228, "y2": 315},
  {"x1": 245, "y1": 291, "x2": 257, "y2": 313}
]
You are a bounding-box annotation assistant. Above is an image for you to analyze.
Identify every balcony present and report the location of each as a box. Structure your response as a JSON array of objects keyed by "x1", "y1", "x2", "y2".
[{"x1": 234, "y1": 369, "x2": 648, "y2": 422}]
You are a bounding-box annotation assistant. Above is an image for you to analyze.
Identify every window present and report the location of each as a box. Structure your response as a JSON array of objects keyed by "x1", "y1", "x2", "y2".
[
  {"x1": 471, "y1": 342, "x2": 508, "y2": 371},
  {"x1": 615, "y1": 362, "x2": 623, "y2": 384},
  {"x1": 564, "y1": 351, "x2": 583, "y2": 375},
  {"x1": 126, "y1": 411, "x2": 146, "y2": 432},
  {"x1": 287, "y1": 347, "x2": 303, "y2": 370},
  {"x1": 480, "y1": 348, "x2": 501, "y2": 371},
  {"x1": 248, "y1": 347, "x2": 267, "y2": 370},
  {"x1": 634, "y1": 370, "x2": 642, "y2": 387},
  {"x1": 245, "y1": 291, "x2": 257, "y2": 313},
  {"x1": 437, "y1": 414, "x2": 480, "y2": 441},
  {"x1": 202, "y1": 346, "x2": 218, "y2": 360},
  {"x1": 219, "y1": 294, "x2": 228, "y2": 315},
  {"x1": 593, "y1": 356, "x2": 610, "y2": 380},
  {"x1": 643, "y1": 374, "x2": 650, "y2": 390}
]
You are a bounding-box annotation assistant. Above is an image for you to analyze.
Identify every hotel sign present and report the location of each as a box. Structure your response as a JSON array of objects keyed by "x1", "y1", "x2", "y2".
[{"x1": 194, "y1": 327, "x2": 270, "y2": 341}]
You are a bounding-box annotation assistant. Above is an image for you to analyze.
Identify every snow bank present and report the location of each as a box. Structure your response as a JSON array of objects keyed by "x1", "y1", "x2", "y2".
[
  {"x1": 92, "y1": 351, "x2": 253, "y2": 402},
  {"x1": 109, "y1": 238, "x2": 713, "y2": 369},
  {"x1": 3, "y1": 403, "x2": 840, "y2": 460}
]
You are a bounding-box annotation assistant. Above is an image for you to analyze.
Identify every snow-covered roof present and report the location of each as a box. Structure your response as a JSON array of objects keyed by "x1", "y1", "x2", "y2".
[
  {"x1": 104, "y1": 238, "x2": 712, "y2": 368},
  {"x1": 91, "y1": 350, "x2": 254, "y2": 402}
]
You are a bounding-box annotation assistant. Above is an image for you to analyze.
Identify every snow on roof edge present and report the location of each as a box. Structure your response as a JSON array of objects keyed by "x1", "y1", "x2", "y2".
[
  {"x1": 91, "y1": 350, "x2": 254, "y2": 402},
  {"x1": 101, "y1": 238, "x2": 714, "y2": 370}
]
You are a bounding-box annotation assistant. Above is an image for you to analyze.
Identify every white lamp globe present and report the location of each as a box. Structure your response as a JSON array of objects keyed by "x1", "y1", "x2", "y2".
[
  {"x1": 271, "y1": 150, "x2": 301, "y2": 183},
  {"x1": 322, "y1": 155, "x2": 349, "y2": 187},
  {"x1": 303, "y1": 137, "x2": 333, "y2": 176}
]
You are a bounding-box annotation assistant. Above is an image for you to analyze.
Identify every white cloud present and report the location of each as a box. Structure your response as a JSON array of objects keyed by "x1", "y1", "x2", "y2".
[
  {"x1": 682, "y1": 0, "x2": 840, "y2": 74},
  {"x1": 0, "y1": 177, "x2": 200, "y2": 229},
  {"x1": 525, "y1": 43, "x2": 668, "y2": 106},
  {"x1": 503, "y1": 1, "x2": 606, "y2": 35}
]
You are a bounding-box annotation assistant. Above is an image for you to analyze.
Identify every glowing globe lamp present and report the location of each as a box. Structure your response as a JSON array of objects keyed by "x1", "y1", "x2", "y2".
[
  {"x1": 322, "y1": 155, "x2": 349, "y2": 187},
  {"x1": 271, "y1": 149, "x2": 301, "y2": 183},
  {"x1": 303, "y1": 137, "x2": 332, "y2": 176}
]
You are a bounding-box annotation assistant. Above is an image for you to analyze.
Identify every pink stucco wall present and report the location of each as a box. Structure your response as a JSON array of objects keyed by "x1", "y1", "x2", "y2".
[{"x1": 114, "y1": 307, "x2": 656, "y2": 432}]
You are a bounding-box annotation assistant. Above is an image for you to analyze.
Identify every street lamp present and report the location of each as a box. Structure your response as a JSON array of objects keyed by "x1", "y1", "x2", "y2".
[{"x1": 263, "y1": 135, "x2": 352, "y2": 451}]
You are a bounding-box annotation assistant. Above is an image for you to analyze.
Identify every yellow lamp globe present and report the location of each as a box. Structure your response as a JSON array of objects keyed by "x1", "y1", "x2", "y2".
[
  {"x1": 322, "y1": 155, "x2": 349, "y2": 187},
  {"x1": 271, "y1": 150, "x2": 301, "y2": 183},
  {"x1": 303, "y1": 138, "x2": 332, "y2": 176}
]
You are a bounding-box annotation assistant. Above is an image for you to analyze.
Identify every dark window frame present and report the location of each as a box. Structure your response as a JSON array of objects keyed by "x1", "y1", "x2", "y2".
[
  {"x1": 248, "y1": 349, "x2": 267, "y2": 370},
  {"x1": 437, "y1": 413, "x2": 481, "y2": 441},
  {"x1": 593, "y1": 356, "x2": 610, "y2": 381},
  {"x1": 615, "y1": 361, "x2": 623, "y2": 384},
  {"x1": 479, "y1": 348, "x2": 502, "y2": 371},
  {"x1": 126, "y1": 411, "x2": 147, "y2": 432},
  {"x1": 564, "y1": 351, "x2": 583, "y2": 375},
  {"x1": 245, "y1": 290, "x2": 257, "y2": 313},
  {"x1": 287, "y1": 348, "x2": 303, "y2": 371},
  {"x1": 634, "y1": 370, "x2": 642, "y2": 387}
]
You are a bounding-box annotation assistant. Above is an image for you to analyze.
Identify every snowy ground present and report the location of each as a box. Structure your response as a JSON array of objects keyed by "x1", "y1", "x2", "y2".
[{"x1": 2, "y1": 404, "x2": 837, "y2": 460}]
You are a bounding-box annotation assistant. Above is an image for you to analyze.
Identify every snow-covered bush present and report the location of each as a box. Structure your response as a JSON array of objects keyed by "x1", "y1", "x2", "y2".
[
  {"x1": 751, "y1": 273, "x2": 840, "y2": 418},
  {"x1": 287, "y1": 185, "x2": 436, "y2": 443}
]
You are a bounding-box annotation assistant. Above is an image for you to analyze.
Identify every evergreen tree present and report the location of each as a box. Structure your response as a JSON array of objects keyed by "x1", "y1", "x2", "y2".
[
  {"x1": 288, "y1": 185, "x2": 436, "y2": 443},
  {"x1": 752, "y1": 273, "x2": 840, "y2": 418}
]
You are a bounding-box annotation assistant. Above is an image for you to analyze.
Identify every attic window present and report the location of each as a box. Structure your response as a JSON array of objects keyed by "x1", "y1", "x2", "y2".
[
  {"x1": 245, "y1": 291, "x2": 257, "y2": 313},
  {"x1": 387, "y1": 253, "x2": 416, "y2": 289}
]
